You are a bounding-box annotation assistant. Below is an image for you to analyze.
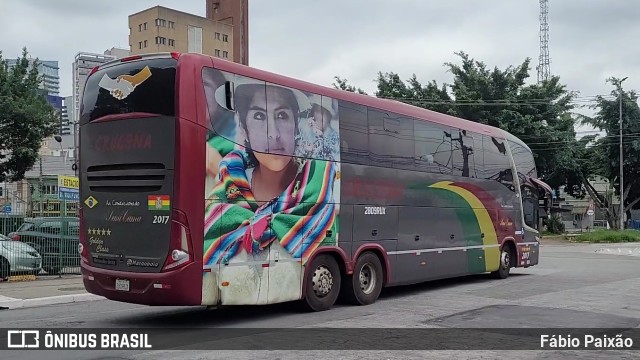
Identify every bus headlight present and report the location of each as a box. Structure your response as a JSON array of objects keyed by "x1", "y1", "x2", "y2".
[{"x1": 171, "y1": 249, "x2": 188, "y2": 262}]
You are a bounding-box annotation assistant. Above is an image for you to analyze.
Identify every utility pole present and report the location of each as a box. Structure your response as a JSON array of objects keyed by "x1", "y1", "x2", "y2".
[
  {"x1": 618, "y1": 77, "x2": 628, "y2": 230},
  {"x1": 39, "y1": 156, "x2": 43, "y2": 217},
  {"x1": 73, "y1": 121, "x2": 78, "y2": 176}
]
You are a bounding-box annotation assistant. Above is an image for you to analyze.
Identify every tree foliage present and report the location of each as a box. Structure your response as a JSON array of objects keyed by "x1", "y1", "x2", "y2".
[
  {"x1": 332, "y1": 76, "x2": 368, "y2": 95},
  {"x1": 335, "y1": 51, "x2": 584, "y2": 195},
  {"x1": 579, "y1": 78, "x2": 640, "y2": 228},
  {"x1": 0, "y1": 47, "x2": 58, "y2": 182}
]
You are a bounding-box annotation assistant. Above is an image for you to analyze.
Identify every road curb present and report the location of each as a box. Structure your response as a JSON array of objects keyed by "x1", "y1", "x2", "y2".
[{"x1": 0, "y1": 293, "x2": 104, "y2": 310}]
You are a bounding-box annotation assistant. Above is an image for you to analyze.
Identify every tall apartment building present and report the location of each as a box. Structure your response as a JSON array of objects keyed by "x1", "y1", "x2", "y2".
[
  {"x1": 6, "y1": 58, "x2": 60, "y2": 95},
  {"x1": 72, "y1": 52, "x2": 115, "y2": 123},
  {"x1": 61, "y1": 97, "x2": 71, "y2": 136},
  {"x1": 129, "y1": 6, "x2": 233, "y2": 60},
  {"x1": 72, "y1": 49, "x2": 129, "y2": 123},
  {"x1": 206, "y1": 0, "x2": 248, "y2": 65},
  {"x1": 69, "y1": 49, "x2": 129, "y2": 161}
]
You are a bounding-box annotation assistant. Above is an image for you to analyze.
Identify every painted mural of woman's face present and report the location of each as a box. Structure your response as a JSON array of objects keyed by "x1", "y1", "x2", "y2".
[{"x1": 244, "y1": 86, "x2": 297, "y2": 172}]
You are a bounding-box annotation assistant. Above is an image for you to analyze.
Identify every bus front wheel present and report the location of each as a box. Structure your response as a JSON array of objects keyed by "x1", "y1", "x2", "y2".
[
  {"x1": 341, "y1": 251, "x2": 383, "y2": 305},
  {"x1": 491, "y1": 245, "x2": 513, "y2": 279},
  {"x1": 303, "y1": 254, "x2": 341, "y2": 312}
]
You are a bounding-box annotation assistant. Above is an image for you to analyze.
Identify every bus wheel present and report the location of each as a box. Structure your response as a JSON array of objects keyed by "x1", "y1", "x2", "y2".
[
  {"x1": 491, "y1": 245, "x2": 512, "y2": 279},
  {"x1": 342, "y1": 251, "x2": 383, "y2": 305},
  {"x1": 303, "y1": 254, "x2": 341, "y2": 312}
]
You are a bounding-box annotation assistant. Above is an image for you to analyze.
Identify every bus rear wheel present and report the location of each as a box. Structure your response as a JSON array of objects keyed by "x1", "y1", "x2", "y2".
[
  {"x1": 342, "y1": 252, "x2": 383, "y2": 305},
  {"x1": 303, "y1": 254, "x2": 341, "y2": 312}
]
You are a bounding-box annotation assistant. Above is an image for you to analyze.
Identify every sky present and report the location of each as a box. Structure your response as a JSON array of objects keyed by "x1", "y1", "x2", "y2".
[{"x1": 2, "y1": 0, "x2": 639, "y2": 136}]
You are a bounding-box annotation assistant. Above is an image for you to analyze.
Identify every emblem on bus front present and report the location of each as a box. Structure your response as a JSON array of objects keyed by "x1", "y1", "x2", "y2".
[
  {"x1": 98, "y1": 66, "x2": 152, "y2": 100},
  {"x1": 84, "y1": 196, "x2": 98, "y2": 209}
]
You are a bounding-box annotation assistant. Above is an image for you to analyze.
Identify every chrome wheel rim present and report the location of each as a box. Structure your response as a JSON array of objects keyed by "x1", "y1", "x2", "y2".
[
  {"x1": 501, "y1": 250, "x2": 510, "y2": 270},
  {"x1": 359, "y1": 263, "x2": 376, "y2": 295},
  {"x1": 312, "y1": 265, "x2": 333, "y2": 297}
]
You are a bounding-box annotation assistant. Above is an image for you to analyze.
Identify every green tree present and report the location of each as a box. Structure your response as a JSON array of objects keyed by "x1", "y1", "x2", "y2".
[
  {"x1": 0, "y1": 47, "x2": 58, "y2": 182},
  {"x1": 332, "y1": 76, "x2": 368, "y2": 95},
  {"x1": 579, "y1": 77, "x2": 640, "y2": 229},
  {"x1": 335, "y1": 51, "x2": 586, "y2": 196}
]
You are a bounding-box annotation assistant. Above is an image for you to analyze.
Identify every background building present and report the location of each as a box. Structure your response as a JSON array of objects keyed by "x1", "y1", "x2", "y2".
[
  {"x1": 6, "y1": 58, "x2": 60, "y2": 96},
  {"x1": 72, "y1": 52, "x2": 115, "y2": 125},
  {"x1": 129, "y1": 5, "x2": 233, "y2": 59},
  {"x1": 104, "y1": 47, "x2": 131, "y2": 58},
  {"x1": 70, "y1": 49, "x2": 129, "y2": 161},
  {"x1": 61, "y1": 96, "x2": 72, "y2": 136},
  {"x1": 206, "y1": 0, "x2": 248, "y2": 65}
]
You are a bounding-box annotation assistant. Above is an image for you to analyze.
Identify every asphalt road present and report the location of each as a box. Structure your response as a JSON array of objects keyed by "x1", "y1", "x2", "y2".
[{"x1": 1, "y1": 241, "x2": 639, "y2": 359}]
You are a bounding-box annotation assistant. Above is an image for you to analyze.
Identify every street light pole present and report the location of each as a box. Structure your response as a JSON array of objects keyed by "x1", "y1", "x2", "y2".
[{"x1": 618, "y1": 76, "x2": 628, "y2": 230}]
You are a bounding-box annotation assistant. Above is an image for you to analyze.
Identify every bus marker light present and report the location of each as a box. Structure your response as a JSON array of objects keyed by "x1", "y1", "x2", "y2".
[{"x1": 221, "y1": 282, "x2": 229, "y2": 287}]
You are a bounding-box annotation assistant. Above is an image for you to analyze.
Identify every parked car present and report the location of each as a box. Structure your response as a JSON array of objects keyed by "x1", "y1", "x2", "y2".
[
  {"x1": 0, "y1": 234, "x2": 42, "y2": 280},
  {"x1": 8, "y1": 217, "x2": 79, "y2": 275}
]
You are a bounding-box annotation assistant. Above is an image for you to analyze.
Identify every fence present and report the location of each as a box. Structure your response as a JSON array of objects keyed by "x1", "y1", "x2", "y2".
[{"x1": 0, "y1": 197, "x2": 80, "y2": 280}]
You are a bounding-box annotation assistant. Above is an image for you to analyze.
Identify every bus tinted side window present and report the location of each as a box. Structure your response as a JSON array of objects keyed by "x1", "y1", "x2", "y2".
[
  {"x1": 482, "y1": 135, "x2": 515, "y2": 191},
  {"x1": 367, "y1": 109, "x2": 414, "y2": 169},
  {"x1": 338, "y1": 101, "x2": 368, "y2": 165},
  {"x1": 451, "y1": 129, "x2": 480, "y2": 178},
  {"x1": 389, "y1": 113, "x2": 414, "y2": 170},
  {"x1": 509, "y1": 140, "x2": 537, "y2": 181},
  {"x1": 414, "y1": 120, "x2": 452, "y2": 174},
  {"x1": 202, "y1": 67, "x2": 237, "y2": 142}
]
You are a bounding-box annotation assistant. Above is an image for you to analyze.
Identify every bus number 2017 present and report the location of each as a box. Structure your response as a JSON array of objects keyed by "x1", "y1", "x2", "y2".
[
  {"x1": 364, "y1": 206, "x2": 386, "y2": 215},
  {"x1": 153, "y1": 216, "x2": 169, "y2": 224}
]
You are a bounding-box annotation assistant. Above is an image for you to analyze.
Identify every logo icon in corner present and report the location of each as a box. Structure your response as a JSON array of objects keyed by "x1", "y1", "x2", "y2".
[
  {"x1": 7, "y1": 330, "x2": 40, "y2": 348},
  {"x1": 98, "y1": 66, "x2": 152, "y2": 100},
  {"x1": 84, "y1": 196, "x2": 98, "y2": 209}
]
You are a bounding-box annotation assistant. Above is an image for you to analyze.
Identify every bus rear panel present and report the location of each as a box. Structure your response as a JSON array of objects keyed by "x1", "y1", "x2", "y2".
[{"x1": 79, "y1": 55, "x2": 201, "y2": 305}]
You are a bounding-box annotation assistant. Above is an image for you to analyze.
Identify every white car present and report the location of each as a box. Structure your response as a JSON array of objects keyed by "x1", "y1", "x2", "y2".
[{"x1": 0, "y1": 234, "x2": 42, "y2": 280}]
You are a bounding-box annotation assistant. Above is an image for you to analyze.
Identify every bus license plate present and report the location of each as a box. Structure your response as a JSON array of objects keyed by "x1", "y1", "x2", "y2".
[{"x1": 115, "y1": 279, "x2": 130, "y2": 292}]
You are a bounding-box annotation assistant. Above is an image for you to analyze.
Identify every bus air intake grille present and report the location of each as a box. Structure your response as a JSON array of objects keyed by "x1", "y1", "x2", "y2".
[{"x1": 86, "y1": 163, "x2": 165, "y2": 192}]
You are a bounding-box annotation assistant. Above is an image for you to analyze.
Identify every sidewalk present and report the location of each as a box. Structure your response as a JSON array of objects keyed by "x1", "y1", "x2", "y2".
[{"x1": 0, "y1": 275, "x2": 103, "y2": 310}]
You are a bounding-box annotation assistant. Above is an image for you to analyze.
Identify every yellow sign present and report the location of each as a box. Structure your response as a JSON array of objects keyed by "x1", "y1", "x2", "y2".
[{"x1": 58, "y1": 175, "x2": 79, "y2": 190}]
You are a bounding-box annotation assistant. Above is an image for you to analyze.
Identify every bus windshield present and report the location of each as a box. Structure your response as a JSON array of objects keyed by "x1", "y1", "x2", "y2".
[{"x1": 80, "y1": 57, "x2": 177, "y2": 124}]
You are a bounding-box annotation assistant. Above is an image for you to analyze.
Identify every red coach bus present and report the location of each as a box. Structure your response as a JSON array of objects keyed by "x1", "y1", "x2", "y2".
[{"x1": 79, "y1": 52, "x2": 551, "y2": 311}]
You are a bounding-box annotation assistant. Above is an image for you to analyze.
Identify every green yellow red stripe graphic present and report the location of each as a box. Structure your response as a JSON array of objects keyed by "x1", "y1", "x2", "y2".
[{"x1": 429, "y1": 181, "x2": 500, "y2": 271}]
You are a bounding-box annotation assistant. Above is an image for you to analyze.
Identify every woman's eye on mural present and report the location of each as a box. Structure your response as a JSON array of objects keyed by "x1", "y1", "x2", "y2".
[
  {"x1": 276, "y1": 110, "x2": 290, "y2": 120},
  {"x1": 250, "y1": 110, "x2": 267, "y2": 121}
]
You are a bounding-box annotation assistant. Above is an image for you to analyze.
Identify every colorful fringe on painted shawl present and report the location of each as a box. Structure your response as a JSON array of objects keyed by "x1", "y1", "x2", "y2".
[{"x1": 204, "y1": 149, "x2": 339, "y2": 266}]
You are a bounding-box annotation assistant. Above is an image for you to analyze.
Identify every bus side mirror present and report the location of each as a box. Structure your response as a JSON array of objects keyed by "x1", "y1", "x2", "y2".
[{"x1": 224, "y1": 81, "x2": 235, "y2": 111}]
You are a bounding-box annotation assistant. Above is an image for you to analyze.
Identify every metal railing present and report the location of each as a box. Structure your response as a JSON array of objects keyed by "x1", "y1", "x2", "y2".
[{"x1": 0, "y1": 201, "x2": 80, "y2": 280}]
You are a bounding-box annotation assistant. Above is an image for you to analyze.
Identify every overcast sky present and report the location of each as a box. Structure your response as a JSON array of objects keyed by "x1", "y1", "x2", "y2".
[{"x1": 2, "y1": 0, "x2": 639, "y2": 135}]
